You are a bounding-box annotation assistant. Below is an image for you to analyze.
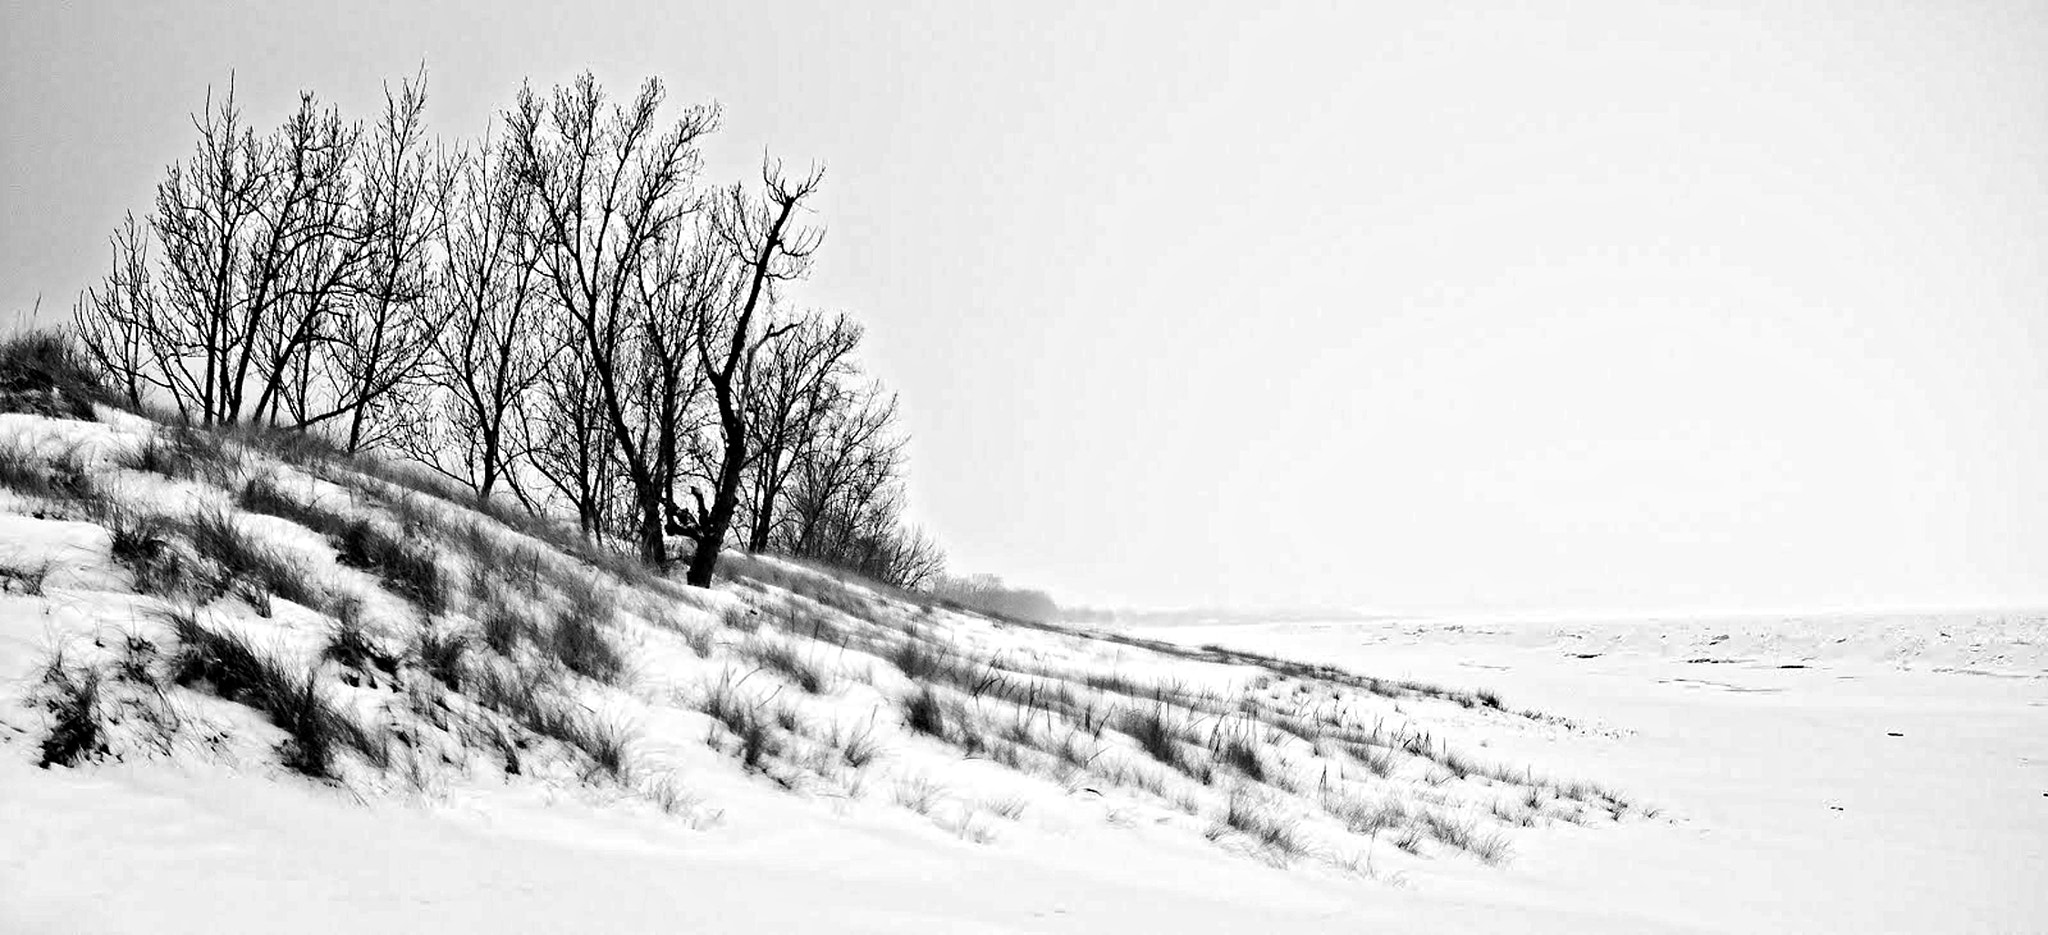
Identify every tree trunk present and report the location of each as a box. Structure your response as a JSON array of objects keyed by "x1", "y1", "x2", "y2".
[
  {"x1": 625, "y1": 459, "x2": 666, "y2": 570},
  {"x1": 685, "y1": 425, "x2": 746, "y2": 587}
]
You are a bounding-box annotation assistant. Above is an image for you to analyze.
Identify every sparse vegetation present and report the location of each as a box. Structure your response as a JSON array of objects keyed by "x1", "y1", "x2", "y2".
[
  {"x1": 982, "y1": 795, "x2": 1028, "y2": 821},
  {"x1": 0, "y1": 440, "x2": 43, "y2": 494},
  {"x1": 469, "y1": 662, "x2": 631, "y2": 779},
  {"x1": 119, "y1": 432, "x2": 190, "y2": 478},
  {"x1": 414, "y1": 626, "x2": 469, "y2": 690},
  {"x1": 1120, "y1": 704, "x2": 1203, "y2": 778},
  {"x1": 104, "y1": 507, "x2": 195, "y2": 596},
  {"x1": 903, "y1": 684, "x2": 953, "y2": 739},
  {"x1": 699, "y1": 670, "x2": 781, "y2": 771},
  {"x1": 893, "y1": 774, "x2": 946, "y2": 816},
  {"x1": 323, "y1": 604, "x2": 399, "y2": 679},
  {"x1": 830, "y1": 716, "x2": 886, "y2": 768},
  {"x1": 1211, "y1": 727, "x2": 1270, "y2": 783},
  {"x1": 646, "y1": 772, "x2": 702, "y2": 818},
  {"x1": 332, "y1": 513, "x2": 449, "y2": 614},
  {"x1": 166, "y1": 609, "x2": 386, "y2": 778},
  {"x1": 236, "y1": 474, "x2": 331, "y2": 530},
  {"x1": 671, "y1": 616, "x2": 718, "y2": 657},
  {"x1": 121, "y1": 424, "x2": 234, "y2": 484},
  {"x1": 0, "y1": 557, "x2": 51, "y2": 595},
  {"x1": 480, "y1": 603, "x2": 539, "y2": 656},
  {"x1": 1217, "y1": 788, "x2": 1308, "y2": 862},
  {"x1": 1352, "y1": 743, "x2": 1399, "y2": 779},
  {"x1": 1322, "y1": 791, "x2": 1408, "y2": 837},
  {"x1": 0, "y1": 330, "x2": 106, "y2": 419},
  {"x1": 1418, "y1": 809, "x2": 1512, "y2": 863},
  {"x1": 738, "y1": 635, "x2": 831, "y2": 694},
  {"x1": 548, "y1": 583, "x2": 623, "y2": 683},
  {"x1": 0, "y1": 441, "x2": 99, "y2": 504},
  {"x1": 36, "y1": 653, "x2": 106, "y2": 767},
  {"x1": 185, "y1": 509, "x2": 328, "y2": 610}
]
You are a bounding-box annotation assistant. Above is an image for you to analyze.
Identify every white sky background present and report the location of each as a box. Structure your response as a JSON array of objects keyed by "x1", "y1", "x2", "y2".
[{"x1": 3, "y1": 2, "x2": 2044, "y2": 615}]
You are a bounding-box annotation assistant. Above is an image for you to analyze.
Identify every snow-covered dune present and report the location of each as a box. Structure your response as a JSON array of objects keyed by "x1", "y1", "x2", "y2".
[
  {"x1": 1, "y1": 404, "x2": 1649, "y2": 933},
  {"x1": 6, "y1": 396, "x2": 2041, "y2": 932}
]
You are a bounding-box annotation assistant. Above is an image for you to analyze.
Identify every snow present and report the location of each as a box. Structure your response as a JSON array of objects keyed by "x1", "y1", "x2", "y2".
[
  {"x1": 1136, "y1": 613, "x2": 2048, "y2": 933},
  {"x1": 2, "y1": 407, "x2": 2041, "y2": 932}
]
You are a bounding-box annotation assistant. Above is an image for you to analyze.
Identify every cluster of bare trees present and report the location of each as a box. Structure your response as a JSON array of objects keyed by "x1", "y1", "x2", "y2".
[
  {"x1": 73, "y1": 72, "x2": 942, "y2": 588},
  {"x1": 78, "y1": 78, "x2": 440, "y2": 445}
]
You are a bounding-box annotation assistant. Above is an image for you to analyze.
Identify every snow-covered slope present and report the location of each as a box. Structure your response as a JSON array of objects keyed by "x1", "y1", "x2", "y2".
[
  {"x1": 1142, "y1": 614, "x2": 2048, "y2": 933},
  {"x1": 0, "y1": 404, "x2": 1643, "y2": 933}
]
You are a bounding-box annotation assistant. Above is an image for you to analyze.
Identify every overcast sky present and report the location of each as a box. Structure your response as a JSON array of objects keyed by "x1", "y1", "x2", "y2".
[{"x1": 4, "y1": 1, "x2": 2044, "y2": 615}]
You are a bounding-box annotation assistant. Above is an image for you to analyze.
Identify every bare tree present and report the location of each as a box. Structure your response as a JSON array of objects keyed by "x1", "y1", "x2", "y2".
[
  {"x1": 75, "y1": 80, "x2": 373, "y2": 427},
  {"x1": 100, "y1": 79, "x2": 271, "y2": 421},
  {"x1": 789, "y1": 476, "x2": 944, "y2": 590},
  {"x1": 631, "y1": 219, "x2": 727, "y2": 552},
  {"x1": 398, "y1": 126, "x2": 551, "y2": 498},
  {"x1": 232, "y1": 91, "x2": 367, "y2": 427},
  {"x1": 780, "y1": 381, "x2": 903, "y2": 558},
  {"x1": 680, "y1": 161, "x2": 825, "y2": 586},
  {"x1": 771, "y1": 366, "x2": 943, "y2": 588},
  {"x1": 736, "y1": 309, "x2": 862, "y2": 551},
  {"x1": 307, "y1": 75, "x2": 447, "y2": 451},
  {"x1": 521, "y1": 337, "x2": 618, "y2": 537},
  {"x1": 880, "y1": 523, "x2": 947, "y2": 590},
  {"x1": 75, "y1": 214, "x2": 160, "y2": 409},
  {"x1": 505, "y1": 72, "x2": 718, "y2": 566}
]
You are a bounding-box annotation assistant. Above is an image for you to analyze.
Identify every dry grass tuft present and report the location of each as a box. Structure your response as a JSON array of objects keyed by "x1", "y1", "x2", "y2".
[
  {"x1": 738, "y1": 635, "x2": 832, "y2": 694},
  {"x1": 1216, "y1": 787, "x2": 1308, "y2": 861},
  {"x1": 469, "y1": 662, "x2": 632, "y2": 779},
  {"x1": 166, "y1": 609, "x2": 385, "y2": 778},
  {"x1": 548, "y1": 582, "x2": 623, "y2": 683},
  {"x1": 36, "y1": 652, "x2": 106, "y2": 767},
  {"x1": 184, "y1": 509, "x2": 328, "y2": 610}
]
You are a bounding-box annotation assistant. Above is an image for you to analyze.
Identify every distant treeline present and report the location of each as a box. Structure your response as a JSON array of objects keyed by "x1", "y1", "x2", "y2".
[
  {"x1": 69, "y1": 71, "x2": 940, "y2": 588},
  {"x1": 1053, "y1": 607, "x2": 1383, "y2": 627},
  {"x1": 931, "y1": 574, "x2": 1061, "y2": 624}
]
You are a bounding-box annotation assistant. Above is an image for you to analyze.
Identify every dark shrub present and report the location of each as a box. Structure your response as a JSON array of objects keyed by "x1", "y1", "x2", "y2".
[
  {"x1": 0, "y1": 442, "x2": 99, "y2": 503},
  {"x1": 1214, "y1": 731, "x2": 1268, "y2": 784},
  {"x1": 481, "y1": 604, "x2": 537, "y2": 655},
  {"x1": 1121, "y1": 705, "x2": 1198, "y2": 776},
  {"x1": 0, "y1": 330, "x2": 104, "y2": 419},
  {"x1": 548, "y1": 586, "x2": 622, "y2": 683},
  {"x1": 37, "y1": 655, "x2": 106, "y2": 768},
  {"x1": 904, "y1": 684, "x2": 950, "y2": 739},
  {"x1": 333, "y1": 516, "x2": 447, "y2": 614},
  {"x1": 415, "y1": 626, "x2": 468, "y2": 690},
  {"x1": 105, "y1": 509, "x2": 193, "y2": 596}
]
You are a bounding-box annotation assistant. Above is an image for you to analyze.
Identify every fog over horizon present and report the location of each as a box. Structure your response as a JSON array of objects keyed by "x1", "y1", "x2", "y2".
[{"x1": 5, "y1": 1, "x2": 2044, "y2": 617}]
